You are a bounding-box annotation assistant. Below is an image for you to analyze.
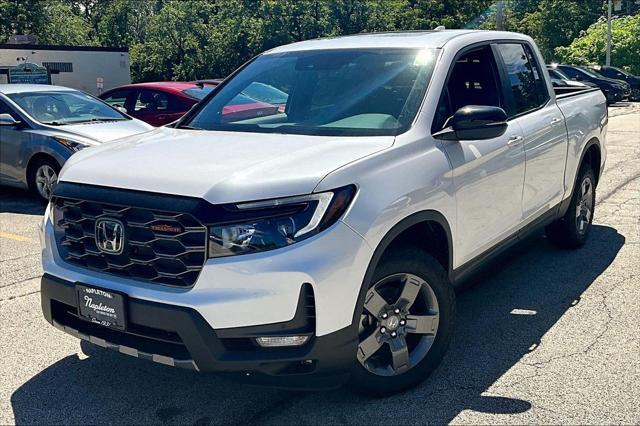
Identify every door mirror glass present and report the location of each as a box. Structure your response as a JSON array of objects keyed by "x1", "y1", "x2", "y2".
[
  {"x1": 434, "y1": 105, "x2": 508, "y2": 141},
  {"x1": 0, "y1": 113, "x2": 20, "y2": 126}
]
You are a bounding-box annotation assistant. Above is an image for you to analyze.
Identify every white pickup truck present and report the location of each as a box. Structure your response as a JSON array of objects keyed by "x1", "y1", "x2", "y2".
[{"x1": 41, "y1": 30, "x2": 606, "y2": 395}]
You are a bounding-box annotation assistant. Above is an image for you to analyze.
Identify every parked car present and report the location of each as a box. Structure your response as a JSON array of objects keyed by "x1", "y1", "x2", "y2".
[
  {"x1": 589, "y1": 65, "x2": 640, "y2": 101},
  {"x1": 41, "y1": 31, "x2": 606, "y2": 395},
  {"x1": 0, "y1": 84, "x2": 153, "y2": 201},
  {"x1": 99, "y1": 82, "x2": 212, "y2": 127},
  {"x1": 547, "y1": 67, "x2": 596, "y2": 88},
  {"x1": 100, "y1": 81, "x2": 281, "y2": 126},
  {"x1": 191, "y1": 79, "x2": 288, "y2": 106},
  {"x1": 552, "y1": 64, "x2": 629, "y2": 103}
]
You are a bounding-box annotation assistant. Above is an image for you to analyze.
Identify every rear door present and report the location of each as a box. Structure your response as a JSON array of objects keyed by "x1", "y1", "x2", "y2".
[
  {"x1": 435, "y1": 44, "x2": 526, "y2": 266},
  {"x1": 495, "y1": 43, "x2": 567, "y2": 219}
]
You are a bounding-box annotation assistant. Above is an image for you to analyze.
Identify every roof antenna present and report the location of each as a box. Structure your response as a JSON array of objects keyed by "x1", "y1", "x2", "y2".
[{"x1": 434, "y1": 25, "x2": 445, "y2": 31}]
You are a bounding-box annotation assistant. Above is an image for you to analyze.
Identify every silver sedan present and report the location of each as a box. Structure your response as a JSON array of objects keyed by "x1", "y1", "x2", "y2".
[{"x1": 0, "y1": 84, "x2": 153, "y2": 201}]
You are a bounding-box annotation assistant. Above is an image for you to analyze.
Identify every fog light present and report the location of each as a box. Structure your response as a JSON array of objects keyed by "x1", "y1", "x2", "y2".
[{"x1": 255, "y1": 335, "x2": 310, "y2": 347}]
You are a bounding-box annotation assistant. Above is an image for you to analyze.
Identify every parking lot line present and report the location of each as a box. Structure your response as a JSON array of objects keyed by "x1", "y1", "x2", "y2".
[{"x1": 0, "y1": 231, "x2": 32, "y2": 242}]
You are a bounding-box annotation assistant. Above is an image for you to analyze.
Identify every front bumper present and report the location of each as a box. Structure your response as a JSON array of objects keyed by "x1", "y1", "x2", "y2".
[
  {"x1": 42, "y1": 212, "x2": 373, "y2": 337},
  {"x1": 604, "y1": 89, "x2": 624, "y2": 103},
  {"x1": 41, "y1": 274, "x2": 358, "y2": 389}
]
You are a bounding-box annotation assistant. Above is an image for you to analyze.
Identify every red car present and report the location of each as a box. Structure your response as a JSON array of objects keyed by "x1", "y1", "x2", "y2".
[{"x1": 99, "y1": 81, "x2": 281, "y2": 127}]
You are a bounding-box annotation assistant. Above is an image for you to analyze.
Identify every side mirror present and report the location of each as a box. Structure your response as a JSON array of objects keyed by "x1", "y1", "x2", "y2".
[
  {"x1": 0, "y1": 113, "x2": 21, "y2": 127},
  {"x1": 433, "y1": 105, "x2": 508, "y2": 141},
  {"x1": 574, "y1": 74, "x2": 583, "y2": 81}
]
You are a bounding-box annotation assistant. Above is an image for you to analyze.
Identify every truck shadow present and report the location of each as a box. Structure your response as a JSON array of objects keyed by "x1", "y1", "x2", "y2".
[{"x1": 10, "y1": 225, "x2": 624, "y2": 425}]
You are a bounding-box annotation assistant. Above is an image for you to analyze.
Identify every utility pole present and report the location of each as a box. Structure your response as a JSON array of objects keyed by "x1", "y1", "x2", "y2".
[
  {"x1": 606, "y1": 0, "x2": 612, "y2": 66},
  {"x1": 496, "y1": 0, "x2": 505, "y2": 31}
]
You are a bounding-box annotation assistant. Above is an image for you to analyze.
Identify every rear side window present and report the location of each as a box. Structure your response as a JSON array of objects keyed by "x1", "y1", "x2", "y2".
[
  {"x1": 102, "y1": 90, "x2": 130, "y2": 110},
  {"x1": 496, "y1": 43, "x2": 548, "y2": 116}
]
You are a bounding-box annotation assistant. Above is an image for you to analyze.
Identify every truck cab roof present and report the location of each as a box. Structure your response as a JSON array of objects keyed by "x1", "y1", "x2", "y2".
[{"x1": 267, "y1": 30, "x2": 532, "y2": 54}]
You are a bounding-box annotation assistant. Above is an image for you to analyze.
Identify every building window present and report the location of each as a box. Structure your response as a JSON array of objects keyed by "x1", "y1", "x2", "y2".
[{"x1": 42, "y1": 62, "x2": 73, "y2": 73}]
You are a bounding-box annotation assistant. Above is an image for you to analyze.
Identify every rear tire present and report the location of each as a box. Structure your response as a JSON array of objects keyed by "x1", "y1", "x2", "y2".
[
  {"x1": 350, "y1": 247, "x2": 455, "y2": 396},
  {"x1": 546, "y1": 164, "x2": 596, "y2": 249},
  {"x1": 28, "y1": 157, "x2": 60, "y2": 202}
]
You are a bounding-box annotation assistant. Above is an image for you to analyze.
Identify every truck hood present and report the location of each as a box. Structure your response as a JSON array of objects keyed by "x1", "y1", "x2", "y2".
[
  {"x1": 53, "y1": 119, "x2": 154, "y2": 143},
  {"x1": 60, "y1": 127, "x2": 393, "y2": 204}
]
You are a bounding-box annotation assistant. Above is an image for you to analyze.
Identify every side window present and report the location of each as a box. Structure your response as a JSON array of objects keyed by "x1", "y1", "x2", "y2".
[
  {"x1": 432, "y1": 45, "x2": 503, "y2": 132},
  {"x1": 495, "y1": 43, "x2": 548, "y2": 116},
  {"x1": 102, "y1": 90, "x2": 130, "y2": 110},
  {"x1": 134, "y1": 90, "x2": 170, "y2": 112},
  {"x1": 559, "y1": 67, "x2": 579, "y2": 79}
]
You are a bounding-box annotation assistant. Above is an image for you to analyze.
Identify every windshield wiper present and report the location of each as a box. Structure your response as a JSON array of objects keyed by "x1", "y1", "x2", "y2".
[
  {"x1": 67, "y1": 117, "x2": 128, "y2": 124},
  {"x1": 42, "y1": 121, "x2": 67, "y2": 126},
  {"x1": 177, "y1": 125, "x2": 202, "y2": 130}
]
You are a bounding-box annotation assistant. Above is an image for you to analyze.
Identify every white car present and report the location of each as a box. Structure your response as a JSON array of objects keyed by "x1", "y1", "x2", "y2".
[{"x1": 40, "y1": 30, "x2": 607, "y2": 395}]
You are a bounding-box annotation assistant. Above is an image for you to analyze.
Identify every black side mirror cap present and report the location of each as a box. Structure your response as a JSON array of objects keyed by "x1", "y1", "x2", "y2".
[{"x1": 433, "y1": 105, "x2": 508, "y2": 141}]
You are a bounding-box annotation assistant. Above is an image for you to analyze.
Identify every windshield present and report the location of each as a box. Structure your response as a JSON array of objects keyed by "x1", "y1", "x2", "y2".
[
  {"x1": 185, "y1": 48, "x2": 439, "y2": 136},
  {"x1": 549, "y1": 68, "x2": 570, "y2": 80},
  {"x1": 578, "y1": 67, "x2": 601, "y2": 78},
  {"x1": 7, "y1": 90, "x2": 127, "y2": 125},
  {"x1": 183, "y1": 86, "x2": 216, "y2": 100}
]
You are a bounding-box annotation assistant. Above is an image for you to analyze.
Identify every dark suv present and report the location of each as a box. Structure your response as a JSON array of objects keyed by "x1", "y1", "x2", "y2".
[
  {"x1": 590, "y1": 66, "x2": 640, "y2": 101},
  {"x1": 554, "y1": 64, "x2": 630, "y2": 104}
]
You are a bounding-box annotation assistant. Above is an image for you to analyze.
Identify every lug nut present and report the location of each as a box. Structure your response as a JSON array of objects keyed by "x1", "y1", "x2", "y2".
[
  {"x1": 380, "y1": 327, "x2": 386, "y2": 334},
  {"x1": 391, "y1": 331, "x2": 397, "y2": 337},
  {"x1": 400, "y1": 319, "x2": 406, "y2": 326},
  {"x1": 381, "y1": 312, "x2": 388, "y2": 319},
  {"x1": 394, "y1": 308, "x2": 400, "y2": 314}
]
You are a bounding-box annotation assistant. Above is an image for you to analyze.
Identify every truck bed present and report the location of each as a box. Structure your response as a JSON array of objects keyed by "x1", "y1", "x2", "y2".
[{"x1": 554, "y1": 86, "x2": 601, "y2": 99}]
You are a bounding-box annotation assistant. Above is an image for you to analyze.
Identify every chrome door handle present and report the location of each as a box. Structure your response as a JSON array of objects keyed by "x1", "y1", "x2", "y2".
[
  {"x1": 550, "y1": 117, "x2": 562, "y2": 126},
  {"x1": 507, "y1": 135, "x2": 524, "y2": 147}
]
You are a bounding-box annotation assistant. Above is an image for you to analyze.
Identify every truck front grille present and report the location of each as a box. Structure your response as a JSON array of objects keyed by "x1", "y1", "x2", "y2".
[{"x1": 53, "y1": 197, "x2": 207, "y2": 287}]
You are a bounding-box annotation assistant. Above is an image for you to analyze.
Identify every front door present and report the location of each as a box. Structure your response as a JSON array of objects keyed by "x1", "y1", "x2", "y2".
[
  {"x1": 0, "y1": 99, "x2": 30, "y2": 186},
  {"x1": 434, "y1": 45, "x2": 526, "y2": 267}
]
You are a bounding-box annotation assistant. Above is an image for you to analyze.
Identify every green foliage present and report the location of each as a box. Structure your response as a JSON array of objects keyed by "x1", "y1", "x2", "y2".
[
  {"x1": 481, "y1": 0, "x2": 604, "y2": 61},
  {"x1": 555, "y1": 14, "x2": 640, "y2": 74},
  {"x1": 7, "y1": 0, "x2": 635, "y2": 82},
  {"x1": 0, "y1": 0, "x2": 92, "y2": 45}
]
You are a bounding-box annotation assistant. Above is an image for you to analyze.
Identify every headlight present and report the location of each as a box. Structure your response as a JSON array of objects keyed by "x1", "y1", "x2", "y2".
[
  {"x1": 53, "y1": 136, "x2": 89, "y2": 152},
  {"x1": 208, "y1": 185, "x2": 356, "y2": 258}
]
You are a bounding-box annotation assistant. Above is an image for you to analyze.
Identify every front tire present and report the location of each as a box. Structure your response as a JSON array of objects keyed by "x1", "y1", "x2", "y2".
[
  {"x1": 546, "y1": 164, "x2": 596, "y2": 248},
  {"x1": 350, "y1": 248, "x2": 455, "y2": 396},
  {"x1": 28, "y1": 157, "x2": 60, "y2": 202}
]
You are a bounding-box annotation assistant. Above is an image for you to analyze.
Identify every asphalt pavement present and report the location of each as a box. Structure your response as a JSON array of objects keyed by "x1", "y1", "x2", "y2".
[{"x1": 1, "y1": 103, "x2": 638, "y2": 425}]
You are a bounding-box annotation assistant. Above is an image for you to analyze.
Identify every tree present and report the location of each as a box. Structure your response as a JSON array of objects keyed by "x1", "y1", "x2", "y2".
[
  {"x1": 481, "y1": 0, "x2": 604, "y2": 61},
  {"x1": 397, "y1": 0, "x2": 493, "y2": 30},
  {"x1": 129, "y1": 0, "x2": 218, "y2": 81},
  {"x1": 97, "y1": 0, "x2": 160, "y2": 48},
  {"x1": 555, "y1": 14, "x2": 640, "y2": 74},
  {"x1": 0, "y1": 0, "x2": 92, "y2": 45}
]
